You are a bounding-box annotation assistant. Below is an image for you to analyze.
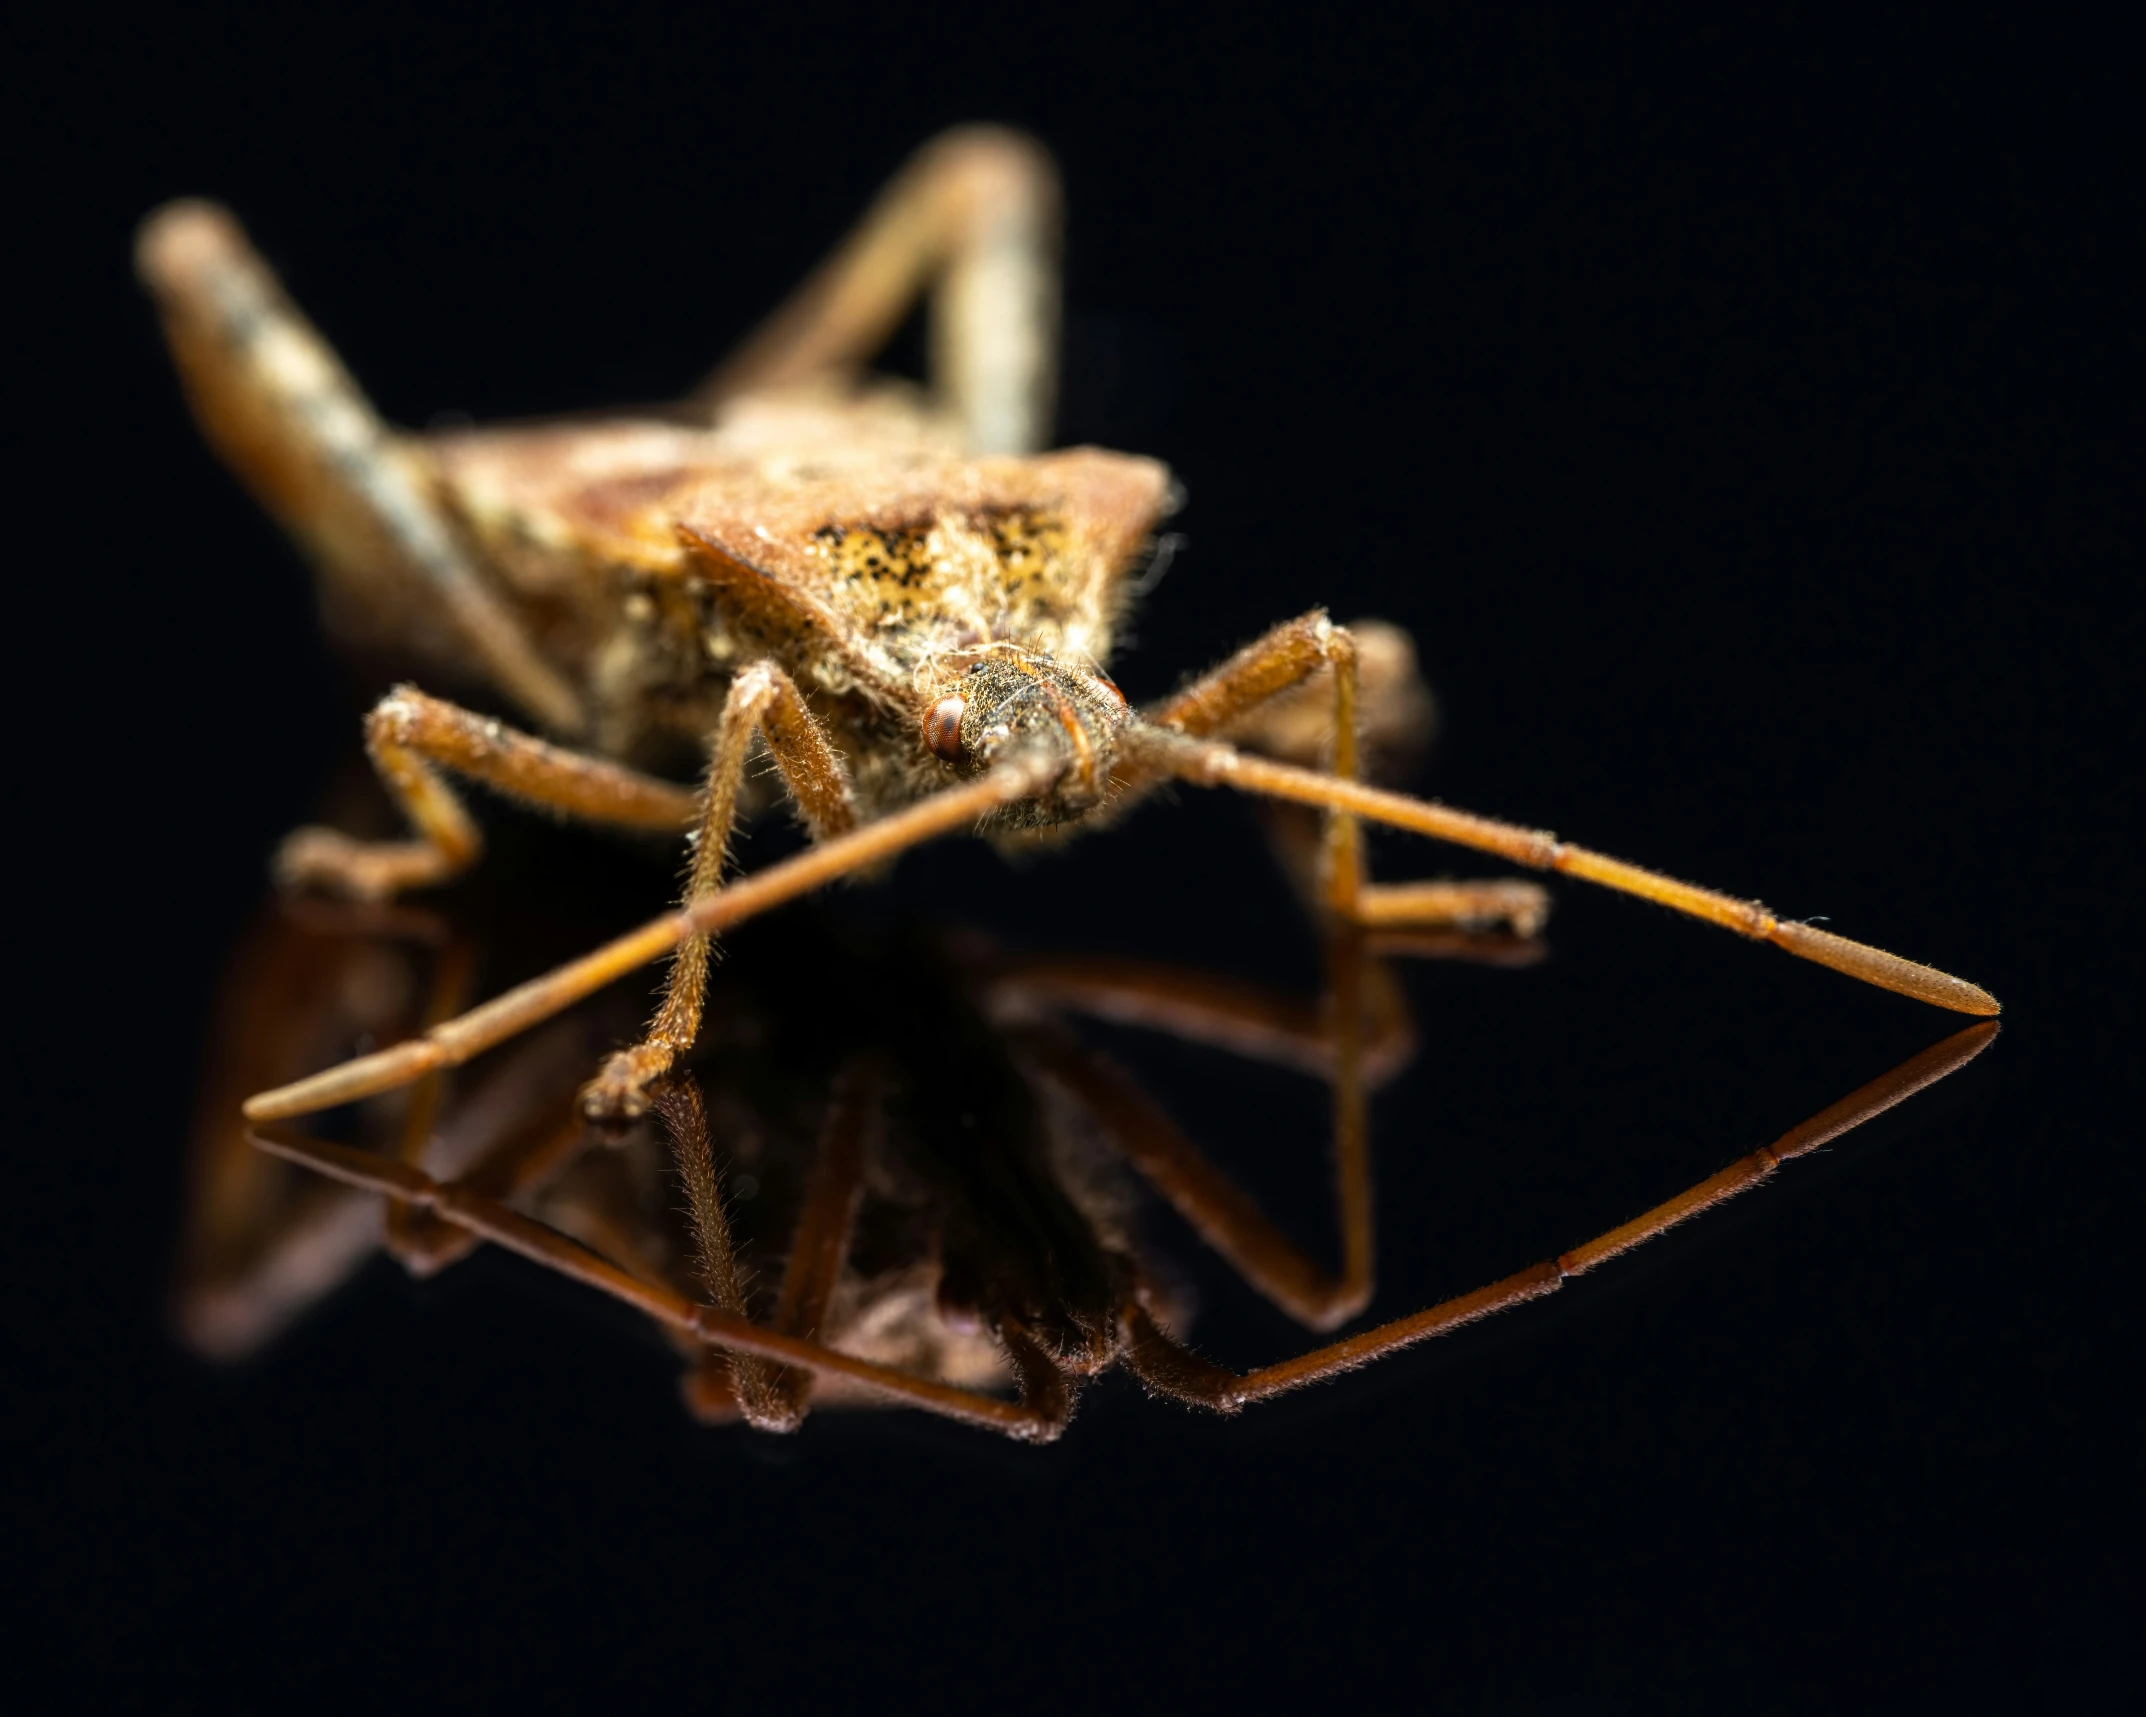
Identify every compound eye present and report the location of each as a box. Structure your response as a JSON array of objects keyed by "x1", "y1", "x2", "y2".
[
  {"x1": 923, "y1": 693, "x2": 968, "y2": 761},
  {"x1": 1091, "y1": 670, "x2": 1128, "y2": 712}
]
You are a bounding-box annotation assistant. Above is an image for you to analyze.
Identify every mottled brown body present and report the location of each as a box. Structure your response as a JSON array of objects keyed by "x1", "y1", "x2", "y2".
[{"x1": 430, "y1": 400, "x2": 1171, "y2": 814}]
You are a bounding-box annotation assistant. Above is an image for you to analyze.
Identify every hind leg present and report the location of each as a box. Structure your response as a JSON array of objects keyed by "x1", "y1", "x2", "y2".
[
  {"x1": 136, "y1": 203, "x2": 584, "y2": 733},
  {"x1": 695, "y1": 125, "x2": 1060, "y2": 455}
]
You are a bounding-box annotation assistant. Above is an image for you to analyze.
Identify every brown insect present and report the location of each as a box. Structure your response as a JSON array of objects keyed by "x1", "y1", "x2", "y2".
[{"x1": 144, "y1": 127, "x2": 2000, "y2": 1439}]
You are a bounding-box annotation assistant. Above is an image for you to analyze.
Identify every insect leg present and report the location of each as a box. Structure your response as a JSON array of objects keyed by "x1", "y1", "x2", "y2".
[
  {"x1": 581, "y1": 661, "x2": 857, "y2": 1121},
  {"x1": 1140, "y1": 609, "x2": 1347, "y2": 739},
  {"x1": 243, "y1": 754, "x2": 1064, "y2": 1123},
  {"x1": 277, "y1": 685, "x2": 702, "y2": 900},
  {"x1": 1303, "y1": 636, "x2": 1565, "y2": 933},
  {"x1": 245, "y1": 1121, "x2": 1070, "y2": 1442},
  {"x1": 694, "y1": 125, "x2": 1060, "y2": 455},
  {"x1": 1138, "y1": 611, "x2": 1554, "y2": 935},
  {"x1": 135, "y1": 204, "x2": 583, "y2": 734},
  {"x1": 1116, "y1": 1019, "x2": 1999, "y2": 1413}
]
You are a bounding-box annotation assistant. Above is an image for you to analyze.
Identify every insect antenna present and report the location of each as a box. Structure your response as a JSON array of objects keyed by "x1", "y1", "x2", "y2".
[
  {"x1": 244, "y1": 754, "x2": 1066, "y2": 1121},
  {"x1": 1115, "y1": 725, "x2": 1999, "y2": 1016}
]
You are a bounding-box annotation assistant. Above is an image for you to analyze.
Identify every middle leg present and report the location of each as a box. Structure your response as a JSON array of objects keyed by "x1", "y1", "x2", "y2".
[
  {"x1": 1141, "y1": 610, "x2": 1553, "y2": 935},
  {"x1": 278, "y1": 684, "x2": 702, "y2": 901}
]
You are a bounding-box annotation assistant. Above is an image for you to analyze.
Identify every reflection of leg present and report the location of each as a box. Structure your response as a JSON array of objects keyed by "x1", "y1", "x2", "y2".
[
  {"x1": 649, "y1": 1076, "x2": 788, "y2": 1430},
  {"x1": 1002, "y1": 904, "x2": 1468, "y2": 1334},
  {"x1": 1325, "y1": 931, "x2": 1374, "y2": 1320},
  {"x1": 758, "y1": 1060, "x2": 877, "y2": 1426},
  {"x1": 996, "y1": 1317, "x2": 1076, "y2": 1436},
  {"x1": 389, "y1": 1102, "x2": 592, "y2": 1279},
  {"x1": 697, "y1": 126, "x2": 1059, "y2": 456},
  {"x1": 245, "y1": 753, "x2": 1063, "y2": 1124},
  {"x1": 990, "y1": 947, "x2": 1414, "y2": 1083},
  {"x1": 178, "y1": 901, "x2": 450, "y2": 1360},
  {"x1": 278, "y1": 685, "x2": 700, "y2": 900},
  {"x1": 1349, "y1": 880, "x2": 1550, "y2": 936},
  {"x1": 380, "y1": 933, "x2": 478, "y2": 1271},
  {"x1": 386, "y1": 1011, "x2": 612, "y2": 1280},
  {"x1": 248, "y1": 1121, "x2": 1073, "y2": 1442},
  {"x1": 582, "y1": 661, "x2": 856, "y2": 1121},
  {"x1": 1017, "y1": 1015, "x2": 1368, "y2": 1331},
  {"x1": 136, "y1": 204, "x2": 582, "y2": 733},
  {"x1": 1118, "y1": 1022, "x2": 1998, "y2": 1413},
  {"x1": 655, "y1": 1060, "x2": 877, "y2": 1433}
]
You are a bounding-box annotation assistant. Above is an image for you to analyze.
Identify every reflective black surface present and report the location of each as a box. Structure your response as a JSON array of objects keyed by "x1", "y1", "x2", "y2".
[{"x1": 18, "y1": 8, "x2": 2139, "y2": 1706}]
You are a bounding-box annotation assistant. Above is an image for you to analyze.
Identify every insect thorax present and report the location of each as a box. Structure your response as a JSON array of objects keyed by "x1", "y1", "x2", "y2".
[{"x1": 431, "y1": 392, "x2": 1176, "y2": 811}]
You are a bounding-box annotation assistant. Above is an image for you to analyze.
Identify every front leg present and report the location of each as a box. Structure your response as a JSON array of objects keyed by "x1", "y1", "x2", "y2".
[
  {"x1": 1145, "y1": 611, "x2": 1552, "y2": 936},
  {"x1": 278, "y1": 685, "x2": 702, "y2": 900},
  {"x1": 581, "y1": 662, "x2": 857, "y2": 1123}
]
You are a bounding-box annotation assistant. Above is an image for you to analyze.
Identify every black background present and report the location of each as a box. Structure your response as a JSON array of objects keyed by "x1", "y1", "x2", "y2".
[{"x1": 13, "y1": 5, "x2": 2141, "y2": 1708}]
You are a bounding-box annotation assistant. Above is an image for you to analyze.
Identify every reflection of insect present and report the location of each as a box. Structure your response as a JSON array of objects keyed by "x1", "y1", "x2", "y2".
[
  {"x1": 188, "y1": 894, "x2": 1994, "y2": 1440},
  {"x1": 139, "y1": 125, "x2": 1998, "y2": 1146}
]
